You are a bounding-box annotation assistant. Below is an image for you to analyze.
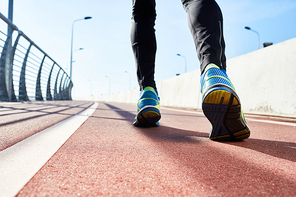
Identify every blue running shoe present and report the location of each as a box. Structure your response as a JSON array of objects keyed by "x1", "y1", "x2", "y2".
[
  {"x1": 133, "y1": 86, "x2": 161, "y2": 127},
  {"x1": 201, "y1": 64, "x2": 250, "y2": 141}
]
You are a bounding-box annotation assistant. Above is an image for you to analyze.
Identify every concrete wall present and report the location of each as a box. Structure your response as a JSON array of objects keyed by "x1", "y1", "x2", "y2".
[
  {"x1": 227, "y1": 37, "x2": 296, "y2": 117},
  {"x1": 75, "y1": 37, "x2": 296, "y2": 117}
]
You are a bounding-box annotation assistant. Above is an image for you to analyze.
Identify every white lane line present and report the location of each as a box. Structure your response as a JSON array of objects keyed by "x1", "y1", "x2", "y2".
[
  {"x1": 161, "y1": 107, "x2": 296, "y2": 127},
  {"x1": 0, "y1": 102, "x2": 98, "y2": 197},
  {"x1": 246, "y1": 118, "x2": 296, "y2": 127}
]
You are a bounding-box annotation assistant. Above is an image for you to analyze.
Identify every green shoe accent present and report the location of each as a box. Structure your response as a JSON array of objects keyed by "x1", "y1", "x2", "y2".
[
  {"x1": 201, "y1": 64, "x2": 250, "y2": 141},
  {"x1": 133, "y1": 86, "x2": 161, "y2": 127}
]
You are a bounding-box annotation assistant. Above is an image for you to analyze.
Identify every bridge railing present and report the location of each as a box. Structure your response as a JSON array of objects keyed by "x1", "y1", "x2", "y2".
[{"x1": 0, "y1": 12, "x2": 72, "y2": 102}]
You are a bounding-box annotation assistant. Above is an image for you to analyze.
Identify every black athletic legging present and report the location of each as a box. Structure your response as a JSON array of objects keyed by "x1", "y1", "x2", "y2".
[{"x1": 131, "y1": 0, "x2": 226, "y2": 90}]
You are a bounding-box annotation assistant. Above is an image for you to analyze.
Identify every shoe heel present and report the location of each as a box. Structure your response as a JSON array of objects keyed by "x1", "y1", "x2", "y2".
[
  {"x1": 133, "y1": 106, "x2": 161, "y2": 127},
  {"x1": 202, "y1": 87, "x2": 250, "y2": 141}
]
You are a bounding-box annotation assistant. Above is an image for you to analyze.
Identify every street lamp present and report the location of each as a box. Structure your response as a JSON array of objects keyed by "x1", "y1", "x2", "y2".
[
  {"x1": 73, "y1": 47, "x2": 84, "y2": 52},
  {"x1": 176, "y1": 53, "x2": 187, "y2": 73},
  {"x1": 67, "y1": 48, "x2": 83, "y2": 76},
  {"x1": 105, "y1": 76, "x2": 111, "y2": 95},
  {"x1": 125, "y1": 71, "x2": 131, "y2": 90},
  {"x1": 87, "y1": 79, "x2": 92, "y2": 96},
  {"x1": 70, "y1": 16, "x2": 92, "y2": 80},
  {"x1": 245, "y1": 26, "x2": 260, "y2": 49},
  {"x1": 71, "y1": 48, "x2": 84, "y2": 63}
]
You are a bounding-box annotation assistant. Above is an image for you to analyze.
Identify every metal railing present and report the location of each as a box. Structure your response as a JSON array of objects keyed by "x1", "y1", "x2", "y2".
[{"x1": 0, "y1": 12, "x2": 72, "y2": 101}]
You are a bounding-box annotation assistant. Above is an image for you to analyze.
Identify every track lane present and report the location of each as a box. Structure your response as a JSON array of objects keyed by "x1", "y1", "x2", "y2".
[
  {"x1": 0, "y1": 101, "x2": 94, "y2": 151},
  {"x1": 15, "y1": 102, "x2": 296, "y2": 196},
  {"x1": 0, "y1": 102, "x2": 98, "y2": 197}
]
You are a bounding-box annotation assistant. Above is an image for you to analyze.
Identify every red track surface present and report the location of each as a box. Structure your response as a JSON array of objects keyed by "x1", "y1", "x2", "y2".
[
  {"x1": 10, "y1": 102, "x2": 296, "y2": 196},
  {"x1": 0, "y1": 101, "x2": 93, "y2": 151}
]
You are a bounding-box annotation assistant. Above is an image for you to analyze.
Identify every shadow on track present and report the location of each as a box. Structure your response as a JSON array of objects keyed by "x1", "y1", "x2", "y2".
[{"x1": 104, "y1": 103, "x2": 296, "y2": 162}]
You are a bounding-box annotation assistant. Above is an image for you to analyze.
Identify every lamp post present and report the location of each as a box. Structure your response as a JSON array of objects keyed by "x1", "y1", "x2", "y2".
[
  {"x1": 70, "y1": 16, "x2": 92, "y2": 81},
  {"x1": 176, "y1": 53, "x2": 187, "y2": 73},
  {"x1": 245, "y1": 26, "x2": 260, "y2": 49},
  {"x1": 87, "y1": 79, "x2": 92, "y2": 96},
  {"x1": 7, "y1": 0, "x2": 13, "y2": 101},
  {"x1": 125, "y1": 71, "x2": 131, "y2": 90},
  {"x1": 105, "y1": 76, "x2": 111, "y2": 95}
]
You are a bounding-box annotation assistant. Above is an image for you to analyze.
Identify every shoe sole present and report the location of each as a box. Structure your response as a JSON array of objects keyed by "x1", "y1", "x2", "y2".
[
  {"x1": 202, "y1": 86, "x2": 250, "y2": 141},
  {"x1": 133, "y1": 106, "x2": 161, "y2": 127}
]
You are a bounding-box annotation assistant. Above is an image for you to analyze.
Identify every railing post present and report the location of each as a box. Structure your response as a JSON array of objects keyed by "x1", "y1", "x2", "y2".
[
  {"x1": 54, "y1": 68, "x2": 61, "y2": 100},
  {"x1": 46, "y1": 63, "x2": 55, "y2": 101},
  {"x1": 68, "y1": 81, "x2": 73, "y2": 100},
  {"x1": 58, "y1": 72, "x2": 65, "y2": 100},
  {"x1": 63, "y1": 78, "x2": 69, "y2": 100},
  {"x1": 0, "y1": 35, "x2": 12, "y2": 101},
  {"x1": 35, "y1": 55, "x2": 46, "y2": 101},
  {"x1": 9, "y1": 32, "x2": 21, "y2": 101},
  {"x1": 18, "y1": 43, "x2": 32, "y2": 101},
  {"x1": 62, "y1": 77, "x2": 69, "y2": 100}
]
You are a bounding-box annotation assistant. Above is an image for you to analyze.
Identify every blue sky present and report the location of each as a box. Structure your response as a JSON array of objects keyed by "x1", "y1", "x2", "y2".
[{"x1": 1, "y1": 0, "x2": 296, "y2": 97}]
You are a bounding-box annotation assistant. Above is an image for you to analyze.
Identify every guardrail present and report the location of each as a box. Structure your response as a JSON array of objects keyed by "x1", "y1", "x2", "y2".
[{"x1": 0, "y1": 12, "x2": 72, "y2": 101}]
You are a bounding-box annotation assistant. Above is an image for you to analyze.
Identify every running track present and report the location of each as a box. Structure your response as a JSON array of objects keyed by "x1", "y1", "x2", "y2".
[{"x1": 0, "y1": 101, "x2": 295, "y2": 196}]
